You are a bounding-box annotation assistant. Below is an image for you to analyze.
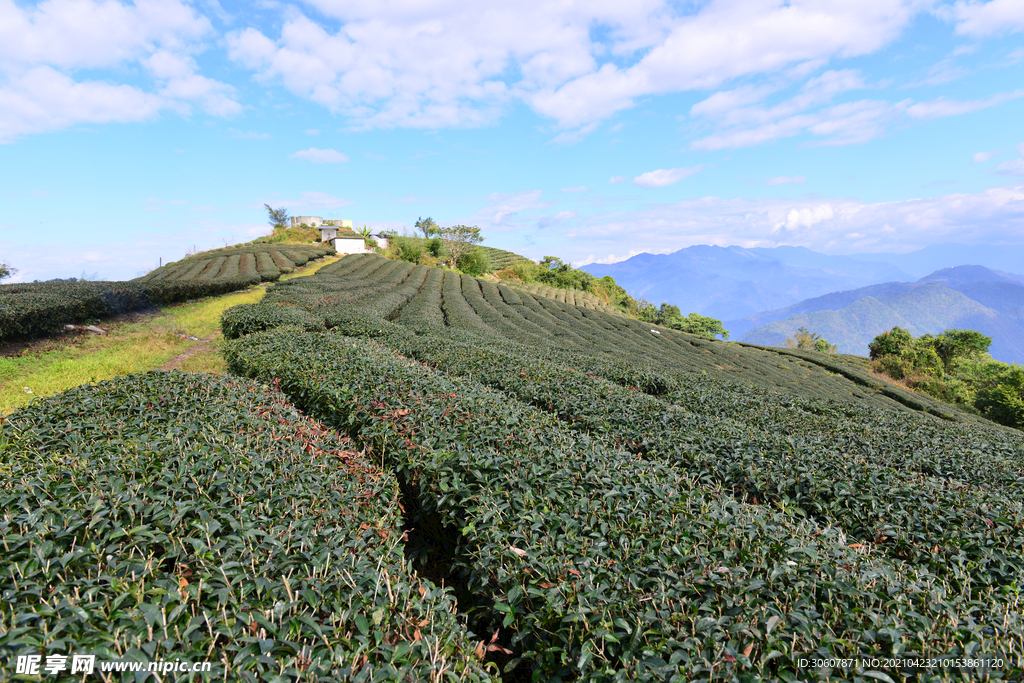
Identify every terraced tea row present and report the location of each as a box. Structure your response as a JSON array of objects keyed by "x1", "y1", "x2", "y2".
[
  {"x1": 0, "y1": 372, "x2": 490, "y2": 681},
  {"x1": 220, "y1": 254, "x2": 1024, "y2": 680},
  {"x1": 136, "y1": 244, "x2": 333, "y2": 285},
  {"x1": 0, "y1": 279, "x2": 258, "y2": 342}
]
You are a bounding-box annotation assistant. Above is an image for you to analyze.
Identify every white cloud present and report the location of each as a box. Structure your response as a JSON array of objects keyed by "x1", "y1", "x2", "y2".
[
  {"x1": 537, "y1": 210, "x2": 577, "y2": 228},
  {"x1": 906, "y1": 89, "x2": 1024, "y2": 118},
  {"x1": 608, "y1": 175, "x2": 626, "y2": 184},
  {"x1": 532, "y1": 3, "x2": 918, "y2": 127},
  {"x1": 481, "y1": 190, "x2": 548, "y2": 227},
  {"x1": 775, "y1": 204, "x2": 835, "y2": 232},
  {"x1": 997, "y1": 143, "x2": 1024, "y2": 176},
  {"x1": 289, "y1": 147, "x2": 350, "y2": 163},
  {"x1": 765, "y1": 175, "x2": 807, "y2": 186},
  {"x1": 0, "y1": 0, "x2": 238, "y2": 141},
  {"x1": 226, "y1": 1, "x2": 929, "y2": 131},
  {"x1": 633, "y1": 166, "x2": 703, "y2": 188},
  {"x1": 555, "y1": 185, "x2": 1024, "y2": 264},
  {"x1": 550, "y1": 122, "x2": 598, "y2": 145},
  {"x1": 973, "y1": 150, "x2": 996, "y2": 162},
  {"x1": 305, "y1": 129, "x2": 320, "y2": 135},
  {"x1": 561, "y1": 186, "x2": 588, "y2": 193},
  {"x1": 948, "y1": 0, "x2": 1024, "y2": 36},
  {"x1": 0, "y1": 67, "x2": 164, "y2": 142}
]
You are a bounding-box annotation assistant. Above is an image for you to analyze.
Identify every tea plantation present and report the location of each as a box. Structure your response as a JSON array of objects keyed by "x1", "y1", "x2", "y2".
[
  {"x1": 0, "y1": 279, "x2": 260, "y2": 343},
  {"x1": 135, "y1": 244, "x2": 334, "y2": 286},
  {"x1": 3, "y1": 253, "x2": 1022, "y2": 681}
]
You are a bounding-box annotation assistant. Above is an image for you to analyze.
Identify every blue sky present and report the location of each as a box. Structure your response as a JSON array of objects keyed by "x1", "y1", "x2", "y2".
[{"x1": 1, "y1": 0, "x2": 1023, "y2": 282}]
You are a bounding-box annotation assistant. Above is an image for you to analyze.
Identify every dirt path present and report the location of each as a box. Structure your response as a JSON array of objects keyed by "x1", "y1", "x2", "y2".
[{"x1": 160, "y1": 332, "x2": 219, "y2": 371}]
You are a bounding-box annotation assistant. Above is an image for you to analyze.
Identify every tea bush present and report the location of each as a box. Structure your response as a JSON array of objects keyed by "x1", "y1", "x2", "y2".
[
  {"x1": 219, "y1": 254, "x2": 1024, "y2": 681},
  {"x1": 0, "y1": 372, "x2": 491, "y2": 681},
  {"x1": 0, "y1": 279, "x2": 259, "y2": 342}
]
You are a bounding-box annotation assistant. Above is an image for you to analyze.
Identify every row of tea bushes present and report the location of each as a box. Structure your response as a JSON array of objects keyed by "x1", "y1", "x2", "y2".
[
  {"x1": 0, "y1": 372, "x2": 492, "y2": 681},
  {"x1": 224, "y1": 327, "x2": 1021, "y2": 681},
  {"x1": 136, "y1": 244, "x2": 333, "y2": 285},
  {"x1": 366, "y1": 325, "x2": 1024, "y2": 598},
  {"x1": 0, "y1": 278, "x2": 258, "y2": 342}
]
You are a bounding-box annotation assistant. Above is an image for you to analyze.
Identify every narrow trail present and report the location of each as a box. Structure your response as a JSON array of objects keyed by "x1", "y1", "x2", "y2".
[{"x1": 160, "y1": 332, "x2": 219, "y2": 371}]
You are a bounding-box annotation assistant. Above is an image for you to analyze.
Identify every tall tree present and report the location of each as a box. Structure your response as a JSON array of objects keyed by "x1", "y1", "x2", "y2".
[
  {"x1": 265, "y1": 204, "x2": 290, "y2": 230},
  {"x1": 0, "y1": 260, "x2": 16, "y2": 282},
  {"x1": 437, "y1": 225, "x2": 483, "y2": 266},
  {"x1": 415, "y1": 217, "x2": 439, "y2": 238}
]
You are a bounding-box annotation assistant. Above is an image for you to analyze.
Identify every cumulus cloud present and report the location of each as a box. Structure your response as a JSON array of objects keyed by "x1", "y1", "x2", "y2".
[
  {"x1": 0, "y1": 0, "x2": 239, "y2": 141},
  {"x1": 973, "y1": 150, "x2": 996, "y2": 162},
  {"x1": 775, "y1": 204, "x2": 835, "y2": 232},
  {"x1": 225, "y1": 1, "x2": 932, "y2": 131},
  {"x1": 554, "y1": 185, "x2": 1024, "y2": 265},
  {"x1": 289, "y1": 147, "x2": 350, "y2": 163},
  {"x1": 561, "y1": 186, "x2": 588, "y2": 193},
  {"x1": 608, "y1": 176, "x2": 627, "y2": 184},
  {"x1": 633, "y1": 166, "x2": 703, "y2": 188},
  {"x1": 947, "y1": 0, "x2": 1024, "y2": 36},
  {"x1": 0, "y1": 67, "x2": 164, "y2": 141}
]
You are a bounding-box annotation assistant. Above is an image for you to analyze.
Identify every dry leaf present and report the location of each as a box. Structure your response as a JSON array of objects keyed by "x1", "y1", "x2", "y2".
[
  {"x1": 487, "y1": 643, "x2": 514, "y2": 655},
  {"x1": 418, "y1": 617, "x2": 430, "y2": 627},
  {"x1": 178, "y1": 576, "x2": 189, "y2": 589},
  {"x1": 567, "y1": 568, "x2": 581, "y2": 576},
  {"x1": 742, "y1": 643, "x2": 753, "y2": 657},
  {"x1": 509, "y1": 546, "x2": 528, "y2": 558},
  {"x1": 413, "y1": 629, "x2": 422, "y2": 642},
  {"x1": 724, "y1": 654, "x2": 736, "y2": 662},
  {"x1": 539, "y1": 582, "x2": 555, "y2": 589},
  {"x1": 418, "y1": 585, "x2": 426, "y2": 597},
  {"x1": 473, "y1": 641, "x2": 486, "y2": 659},
  {"x1": 849, "y1": 543, "x2": 865, "y2": 550}
]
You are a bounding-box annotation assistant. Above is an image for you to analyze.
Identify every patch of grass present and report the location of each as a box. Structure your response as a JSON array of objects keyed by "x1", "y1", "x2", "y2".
[
  {"x1": 0, "y1": 256, "x2": 339, "y2": 414},
  {"x1": 175, "y1": 339, "x2": 229, "y2": 374},
  {"x1": 1, "y1": 324, "x2": 191, "y2": 413}
]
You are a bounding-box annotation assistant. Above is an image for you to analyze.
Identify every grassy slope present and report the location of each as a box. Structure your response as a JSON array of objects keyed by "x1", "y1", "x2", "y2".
[{"x1": 0, "y1": 257, "x2": 339, "y2": 413}]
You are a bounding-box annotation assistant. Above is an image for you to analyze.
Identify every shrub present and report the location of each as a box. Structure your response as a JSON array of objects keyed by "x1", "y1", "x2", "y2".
[
  {"x1": 220, "y1": 303, "x2": 324, "y2": 339},
  {"x1": 457, "y1": 247, "x2": 491, "y2": 276}
]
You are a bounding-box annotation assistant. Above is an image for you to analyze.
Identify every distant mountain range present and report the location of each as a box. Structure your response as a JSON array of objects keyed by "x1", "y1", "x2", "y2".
[
  {"x1": 580, "y1": 244, "x2": 1024, "y2": 364},
  {"x1": 733, "y1": 265, "x2": 1024, "y2": 363},
  {"x1": 581, "y1": 245, "x2": 913, "y2": 321}
]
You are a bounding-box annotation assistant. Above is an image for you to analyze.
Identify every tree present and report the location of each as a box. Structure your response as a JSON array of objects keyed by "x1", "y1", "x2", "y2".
[
  {"x1": 675, "y1": 312, "x2": 730, "y2": 340},
  {"x1": 931, "y1": 328, "x2": 992, "y2": 368},
  {"x1": 265, "y1": 204, "x2": 289, "y2": 230},
  {"x1": 869, "y1": 326, "x2": 914, "y2": 359},
  {"x1": 415, "y1": 217, "x2": 439, "y2": 239},
  {"x1": 976, "y1": 365, "x2": 1024, "y2": 429},
  {"x1": 785, "y1": 327, "x2": 835, "y2": 352},
  {"x1": 437, "y1": 225, "x2": 483, "y2": 266},
  {"x1": 0, "y1": 260, "x2": 15, "y2": 282}
]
